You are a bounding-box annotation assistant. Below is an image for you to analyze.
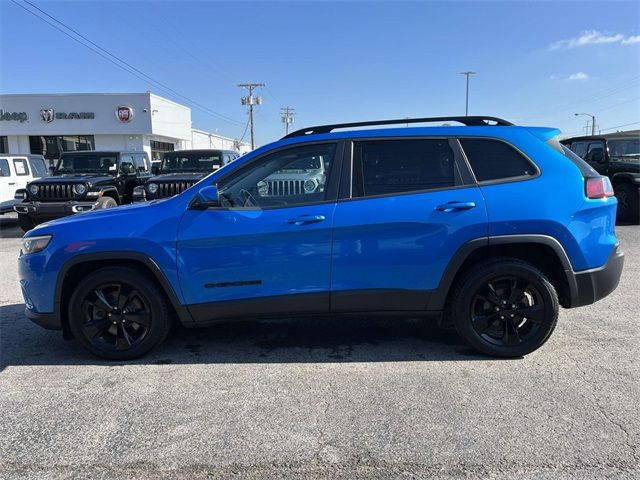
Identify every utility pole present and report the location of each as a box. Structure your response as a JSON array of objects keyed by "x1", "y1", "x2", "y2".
[
  {"x1": 460, "y1": 71, "x2": 476, "y2": 116},
  {"x1": 280, "y1": 107, "x2": 296, "y2": 135},
  {"x1": 575, "y1": 112, "x2": 596, "y2": 136},
  {"x1": 238, "y1": 83, "x2": 265, "y2": 149}
]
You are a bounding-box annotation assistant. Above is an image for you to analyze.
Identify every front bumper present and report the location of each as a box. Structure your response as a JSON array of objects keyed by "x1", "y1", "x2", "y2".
[
  {"x1": 569, "y1": 245, "x2": 624, "y2": 308},
  {"x1": 14, "y1": 200, "x2": 98, "y2": 218}
]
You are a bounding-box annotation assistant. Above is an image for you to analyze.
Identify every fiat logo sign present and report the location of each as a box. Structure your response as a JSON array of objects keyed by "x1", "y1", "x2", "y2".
[{"x1": 116, "y1": 105, "x2": 133, "y2": 123}]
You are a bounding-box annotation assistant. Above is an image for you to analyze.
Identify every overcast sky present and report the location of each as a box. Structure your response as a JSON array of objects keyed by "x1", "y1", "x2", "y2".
[{"x1": 1, "y1": 0, "x2": 639, "y2": 146}]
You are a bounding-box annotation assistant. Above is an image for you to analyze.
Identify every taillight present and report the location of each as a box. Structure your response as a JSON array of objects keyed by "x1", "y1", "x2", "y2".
[{"x1": 586, "y1": 177, "x2": 614, "y2": 199}]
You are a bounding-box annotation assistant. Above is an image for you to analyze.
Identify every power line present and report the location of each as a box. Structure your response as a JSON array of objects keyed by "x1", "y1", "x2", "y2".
[
  {"x1": 11, "y1": 0, "x2": 243, "y2": 127},
  {"x1": 599, "y1": 121, "x2": 640, "y2": 133}
]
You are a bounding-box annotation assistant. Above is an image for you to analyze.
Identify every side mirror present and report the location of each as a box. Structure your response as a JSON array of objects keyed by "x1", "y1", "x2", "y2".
[
  {"x1": 151, "y1": 165, "x2": 159, "y2": 175},
  {"x1": 48, "y1": 166, "x2": 55, "y2": 175},
  {"x1": 121, "y1": 163, "x2": 134, "y2": 174},
  {"x1": 192, "y1": 185, "x2": 220, "y2": 209},
  {"x1": 590, "y1": 150, "x2": 605, "y2": 163}
]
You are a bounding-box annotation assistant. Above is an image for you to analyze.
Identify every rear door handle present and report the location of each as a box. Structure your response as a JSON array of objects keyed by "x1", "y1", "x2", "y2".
[
  {"x1": 287, "y1": 214, "x2": 326, "y2": 225},
  {"x1": 435, "y1": 201, "x2": 476, "y2": 212}
]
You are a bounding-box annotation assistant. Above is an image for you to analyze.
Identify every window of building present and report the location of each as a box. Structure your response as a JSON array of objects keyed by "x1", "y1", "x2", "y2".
[
  {"x1": 29, "y1": 135, "x2": 95, "y2": 163},
  {"x1": 353, "y1": 139, "x2": 459, "y2": 197},
  {"x1": 0, "y1": 136, "x2": 8, "y2": 154},
  {"x1": 150, "y1": 141, "x2": 175, "y2": 162},
  {"x1": 460, "y1": 138, "x2": 536, "y2": 182}
]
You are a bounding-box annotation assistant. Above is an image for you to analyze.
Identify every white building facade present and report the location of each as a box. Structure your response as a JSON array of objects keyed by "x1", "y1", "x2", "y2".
[{"x1": 0, "y1": 92, "x2": 249, "y2": 164}]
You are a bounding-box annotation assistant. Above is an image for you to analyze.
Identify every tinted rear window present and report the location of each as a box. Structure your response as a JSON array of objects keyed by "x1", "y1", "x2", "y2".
[{"x1": 460, "y1": 138, "x2": 536, "y2": 182}]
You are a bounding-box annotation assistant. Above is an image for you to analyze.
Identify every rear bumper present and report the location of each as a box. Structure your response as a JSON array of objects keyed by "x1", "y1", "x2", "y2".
[
  {"x1": 13, "y1": 200, "x2": 98, "y2": 219},
  {"x1": 569, "y1": 245, "x2": 624, "y2": 308}
]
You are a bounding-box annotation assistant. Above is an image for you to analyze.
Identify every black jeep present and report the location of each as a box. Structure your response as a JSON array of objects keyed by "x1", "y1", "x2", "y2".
[
  {"x1": 14, "y1": 150, "x2": 151, "y2": 232},
  {"x1": 561, "y1": 130, "x2": 640, "y2": 223},
  {"x1": 133, "y1": 149, "x2": 239, "y2": 202}
]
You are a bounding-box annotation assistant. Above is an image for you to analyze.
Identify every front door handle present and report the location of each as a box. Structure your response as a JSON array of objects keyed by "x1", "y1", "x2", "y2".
[
  {"x1": 435, "y1": 201, "x2": 476, "y2": 212},
  {"x1": 287, "y1": 214, "x2": 326, "y2": 225}
]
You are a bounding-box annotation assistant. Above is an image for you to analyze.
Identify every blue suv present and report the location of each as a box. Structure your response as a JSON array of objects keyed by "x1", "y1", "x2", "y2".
[{"x1": 18, "y1": 116, "x2": 624, "y2": 360}]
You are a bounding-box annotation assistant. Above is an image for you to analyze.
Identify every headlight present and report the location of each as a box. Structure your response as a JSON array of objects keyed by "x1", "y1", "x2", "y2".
[
  {"x1": 257, "y1": 181, "x2": 268, "y2": 196},
  {"x1": 28, "y1": 185, "x2": 39, "y2": 196},
  {"x1": 21, "y1": 235, "x2": 52, "y2": 255},
  {"x1": 303, "y1": 179, "x2": 317, "y2": 193},
  {"x1": 73, "y1": 184, "x2": 87, "y2": 196},
  {"x1": 147, "y1": 183, "x2": 158, "y2": 194}
]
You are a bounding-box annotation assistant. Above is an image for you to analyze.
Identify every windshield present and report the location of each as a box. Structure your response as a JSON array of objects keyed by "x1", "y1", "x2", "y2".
[
  {"x1": 279, "y1": 156, "x2": 323, "y2": 171},
  {"x1": 161, "y1": 152, "x2": 223, "y2": 173},
  {"x1": 609, "y1": 139, "x2": 640, "y2": 157},
  {"x1": 56, "y1": 154, "x2": 118, "y2": 173}
]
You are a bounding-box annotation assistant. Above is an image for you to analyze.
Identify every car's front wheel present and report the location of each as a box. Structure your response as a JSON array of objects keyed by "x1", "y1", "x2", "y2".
[
  {"x1": 450, "y1": 258, "x2": 559, "y2": 357},
  {"x1": 68, "y1": 266, "x2": 172, "y2": 360}
]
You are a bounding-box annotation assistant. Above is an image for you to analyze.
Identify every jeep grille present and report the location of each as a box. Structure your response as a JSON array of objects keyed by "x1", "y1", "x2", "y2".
[
  {"x1": 156, "y1": 182, "x2": 196, "y2": 198},
  {"x1": 265, "y1": 180, "x2": 305, "y2": 196},
  {"x1": 34, "y1": 184, "x2": 74, "y2": 200}
]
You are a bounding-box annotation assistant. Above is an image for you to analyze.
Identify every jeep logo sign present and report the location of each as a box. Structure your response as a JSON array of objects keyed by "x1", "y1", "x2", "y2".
[
  {"x1": 116, "y1": 105, "x2": 133, "y2": 123},
  {"x1": 0, "y1": 109, "x2": 28, "y2": 123}
]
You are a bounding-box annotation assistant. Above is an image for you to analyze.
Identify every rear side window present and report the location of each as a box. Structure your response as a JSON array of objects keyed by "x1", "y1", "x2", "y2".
[
  {"x1": 13, "y1": 158, "x2": 29, "y2": 176},
  {"x1": 353, "y1": 139, "x2": 460, "y2": 197},
  {"x1": 0, "y1": 159, "x2": 9, "y2": 176},
  {"x1": 460, "y1": 138, "x2": 536, "y2": 182}
]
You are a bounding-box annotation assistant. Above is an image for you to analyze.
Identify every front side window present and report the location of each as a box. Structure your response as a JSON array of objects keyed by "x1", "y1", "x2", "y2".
[
  {"x1": 0, "y1": 159, "x2": 9, "y2": 176},
  {"x1": 570, "y1": 142, "x2": 588, "y2": 159},
  {"x1": 460, "y1": 138, "x2": 536, "y2": 182},
  {"x1": 586, "y1": 141, "x2": 605, "y2": 164},
  {"x1": 28, "y1": 157, "x2": 48, "y2": 177},
  {"x1": 56, "y1": 154, "x2": 118, "y2": 173},
  {"x1": 608, "y1": 138, "x2": 640, "y2": 158},
  {"x1": 13, "y1": 158, "x2": 29, "y2": 176},
  {"x1": 218, "y1": 143, "x2": 336, "y2": 208},
  {"x1": 353, "y1": 139, "x2": 459, "y2": 197},
  {"x1": 134, "y1": 154, "x2": 149, "y2": 173}
]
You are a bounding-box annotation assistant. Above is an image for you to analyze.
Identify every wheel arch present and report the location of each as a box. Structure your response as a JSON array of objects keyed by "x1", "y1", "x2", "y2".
[
  {"x1": 428, "y1": 235, "x2": 578, "y2": 311},
  {"x1": 611, "y1": 172, "x2": 640, "y2": 188},
  {"x1": 56, "y1": 252, "x2": 193, "y2": 337}
]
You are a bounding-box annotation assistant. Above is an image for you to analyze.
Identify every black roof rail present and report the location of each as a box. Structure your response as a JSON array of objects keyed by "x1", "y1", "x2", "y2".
[{"x1": 283, "y1": 116, "x2": 513, "y2": 139}]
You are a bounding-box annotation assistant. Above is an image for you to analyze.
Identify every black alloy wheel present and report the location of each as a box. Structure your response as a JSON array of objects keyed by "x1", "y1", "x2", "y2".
[
  {"x1": 450, "y1": 258, "x2": 559, "y2": 357},
  {"x1": 69, "y1": 266, "x2": 171, "y2": 360}
]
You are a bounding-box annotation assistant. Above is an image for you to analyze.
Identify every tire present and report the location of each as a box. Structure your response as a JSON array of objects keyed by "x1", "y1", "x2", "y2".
[
  {"x1": 449, "y1": 257, "x2": 559, "y2": 358},
  {"x1": 615, "y1": 183, "x2": 639, "y2": 224},
  {"x1": 96, "y1": 196, "x2": 118, "y2": 209},
  {"x1": 18, "y1": 213, "x2": 36, "y2": 232},
  {"x1": 68, "y1": 266, "x2": 172, "y2": 360}
]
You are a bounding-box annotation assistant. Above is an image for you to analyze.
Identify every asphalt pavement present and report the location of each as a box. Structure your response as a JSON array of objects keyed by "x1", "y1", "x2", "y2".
[{"x1": 0, "y1": 212, "x2": 638, "y2": 479}]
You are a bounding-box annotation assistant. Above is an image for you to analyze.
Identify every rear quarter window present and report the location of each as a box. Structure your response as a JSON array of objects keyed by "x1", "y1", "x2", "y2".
[{"x1": 460, "y1": 138, "x2": 537, "y2": 182}]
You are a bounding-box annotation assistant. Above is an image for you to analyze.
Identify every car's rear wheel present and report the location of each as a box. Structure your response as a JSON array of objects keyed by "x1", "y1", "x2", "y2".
[
  {"x1": 96, "y1": 196, "x2": 117, "y2": 209},
  {"x1": 615, "y1": 183, "x2": 639, "y2": 224},
  {"x1": 18, "y1": 213, "x2": 36, "y2": 232},
  {"x1": 68, "y1": 266, "x2": 172, "y2": 360},
  {"x1": 450, "y1": 258, "x2": 559, "y2": 357}
]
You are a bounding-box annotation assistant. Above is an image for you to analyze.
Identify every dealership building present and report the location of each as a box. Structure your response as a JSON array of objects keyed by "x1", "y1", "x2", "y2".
[{"x1": 0, "y1": 92, "x2": 250, "y2": 164}]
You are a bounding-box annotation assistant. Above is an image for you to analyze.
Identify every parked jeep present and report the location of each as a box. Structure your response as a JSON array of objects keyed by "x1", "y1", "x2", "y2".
[
  {"x1": 257, "y1": 153, "x2": 327, "y2": 198},
  {"x1": 14, "y1": 150, "x2": 151, "y2": 231},
  {"x1": 561, "y1": 130, "x2": 639, "y2": 223},
  {"x1": 133, "y1": 149, "x2": 239, "y2": 201},
  {"x1": 0, "y1": 154, "x2": 49, "y2": 215},
  {"x1": 19, "y1": 116, "x2": 624, "y2": 360}
]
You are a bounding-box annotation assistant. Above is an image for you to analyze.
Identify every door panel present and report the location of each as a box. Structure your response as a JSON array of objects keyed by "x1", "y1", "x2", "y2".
[
  {"x1": 331, "y1": 186, "x2": 488, "y2": 311},
  {"x1": 177, "y1": 203, "x2": 335, "y2": 312}
]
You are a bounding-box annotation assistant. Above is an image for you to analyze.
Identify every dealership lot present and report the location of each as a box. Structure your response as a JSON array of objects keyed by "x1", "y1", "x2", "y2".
[{"x1": 0, "y1": 214, "x2": 638, "y2": 479}]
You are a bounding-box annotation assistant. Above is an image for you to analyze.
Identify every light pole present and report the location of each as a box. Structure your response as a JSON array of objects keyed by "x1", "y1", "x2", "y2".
[
  {"x1": 574, "y1": 112, "x2": 596, "y2": 136},
  {"x1": 460, "y1": 71, "x2": 476, "y2": 116}
]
